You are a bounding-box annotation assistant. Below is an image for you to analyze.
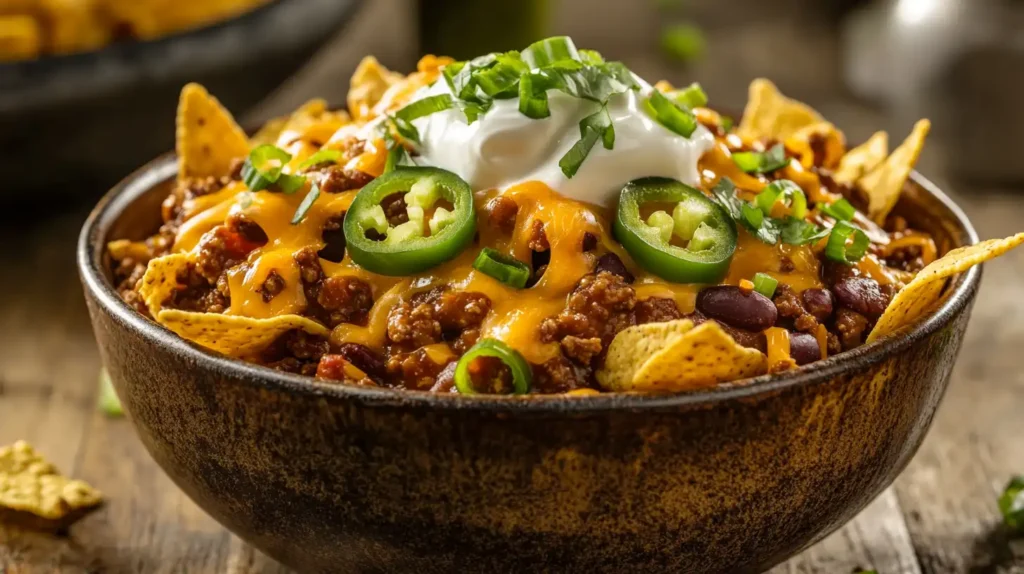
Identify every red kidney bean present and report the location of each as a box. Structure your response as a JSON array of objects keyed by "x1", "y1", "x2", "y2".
[
  {"x1": 789, "y1": 332, "x2": 821, "y2": 365},
  {"x1": 696, "y1": 286, "x2": 777, "y2": 332},
  {"x1": 801, "y1": 288, "x2": 834, "y2": 321},
  {"x1": 595, "y1": 253, "x2": 634, "y2": 283},
  {"x1": 832, "y1": 277, "x2": 890, "y2": 318}
]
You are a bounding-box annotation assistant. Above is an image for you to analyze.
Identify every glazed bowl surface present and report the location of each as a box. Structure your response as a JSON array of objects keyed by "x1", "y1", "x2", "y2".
[{"x1": 79, "y1": 154, "x2": 979, "y2": 574}]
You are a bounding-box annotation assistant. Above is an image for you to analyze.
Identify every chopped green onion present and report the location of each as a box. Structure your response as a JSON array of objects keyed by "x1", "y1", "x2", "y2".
[
  {"x1": 522, "y1": 36, "x2": 581, "y2": 68},
  {"x1": 241, "y1": 144, "x2": 292, "y2": 191},
  {"x1": 721, "y1": 115, "x2": 735, "y2": 132},
  {"x1": 741, "y1": 202, "x2": 764, "y2": 230},
  {"x1": 473, "y1": 54, "x2": 528, "y2": 97},
  {"x1": 755, "y1": 180, "x2": 808, "y2": 220},
  {"x1": 97, "y1": 368, "x2": 123, "y2": 417},
  {"x1": 670, "y1": 82, "x2": 708, "y2": 109},
  {"x1": 821, "y1": 198, "x2": 856, "y2": 222},
  {"x1": 473, "y1": 247, "x2": 531, "y2": 289},
  {"x1": 391, "y1": 115, "x2": 420, "y2": 145},
  {"x1": 454, "y1": 338, "x2": 532, "y2": 395},
  {"x1": 297, "y1": 149, "x2": 343, "y2": 170},
  {"x1": 732, "y1": 143, "x2": 790, "y2": 174},
  {"x1": 825, "y1": 221, "x2": 870, "y2": 264},
  {"x1": 659, "y1": 23, "x2": 706, "y2": 63},
  {"x1": 752, "y1": 273, "x2": 778, "y2": 299},
  {"x1": 559, "y1": 105, "x2": 613, "y2": 178},
  {"x1": 397, "y1": 94, "x2": 453, "y2": 124},
  {"x1": 777, "y1": 217, "x2": 829, "y2": 245},
  {"x1": 518, "y1": 72, "x2": 550, "y2": 119},
  {"x1": 999, "y1": 475, "x2": 1024, "y2": 532},
  {"x1": 291, "y1": 183, "x2": 321, "y2": 224},
  {"x1": 579, "y1": 49, "x2": 604, "y2": 65},
  {"x1": 276, "y1": 173, "x2": 307, "y2": 195},
  {"x1": 646, "y1": 89, "x2": 698, "y2": 138}
]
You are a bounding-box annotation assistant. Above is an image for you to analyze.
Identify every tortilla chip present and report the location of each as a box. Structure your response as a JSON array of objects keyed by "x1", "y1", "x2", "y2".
[
  {"x1": 833, "y1": 131, "x2": 888, "y2": 185},
  {"x1": 859, "y1": 120, "x2": 930, "y2": 225},
  {"x1": 0, "y1": 441, "x2": 102, "y2": 531},
  {"x1": 176, "y1": 83, "x2": 250, "y2": 180},
  {"x1": 250, "y1": 115, "x2": 288, "y2": 147},
  {"x1": 737, "y1": 78, "x2": 823, "y2": 142},
  {"x1": 597, "y1": 320, "x2": 767, "y2": 392},
  {"x1": 347, "y1": 56, "x2": 402, "y2": 121},
  {"x1": 0, "y1": 15, "x2": 42, "y2": 61},
  {"x1": 137, "y1": 254, "x2": 329, "y2": 358},
  {"x1": 868, "y1": 233, "x2": 1024, "y2": 342},
  {"x1": 786, "y1": 122, "x2": 846, "y2": 170}
]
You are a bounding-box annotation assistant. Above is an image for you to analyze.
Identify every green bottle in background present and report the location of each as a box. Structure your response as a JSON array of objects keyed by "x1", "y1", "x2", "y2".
[{"x1": 419, "y1": 0, "x2": 550, "y2": 59}]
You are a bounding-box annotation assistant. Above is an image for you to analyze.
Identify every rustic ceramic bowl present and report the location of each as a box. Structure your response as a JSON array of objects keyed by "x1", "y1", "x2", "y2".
[{"x1": 78, "y1": 154, "x2": 979, "y2": 574}]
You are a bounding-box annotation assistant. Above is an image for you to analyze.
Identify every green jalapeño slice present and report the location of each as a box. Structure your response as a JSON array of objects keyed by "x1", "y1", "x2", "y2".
[
  {"x1": 614, "y1": 177, "x2": 737, "y2": 284},
  {"x1": 343, "y1": 167, "x2": 476, "y2": 275}
]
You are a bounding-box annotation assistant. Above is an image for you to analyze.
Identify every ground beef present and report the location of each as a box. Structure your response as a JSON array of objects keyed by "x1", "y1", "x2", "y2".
[
  {"x1": 821, "y1": 259, "x2": 860, "y2": 287},
  {"x1": 334, "y1": 343, "x2": 386, "y2": 381},
  {"x1": 308, "y1": 165, "x2": 374, "y2": 194},
  {"x1": 773, "y1": 285, "x2": 819, "y2": 333},
  {"x1": 258, "y1": 270, "x2": 286, "y2": 303},
  {"x1": 532, "y1": 356, "x2": 592, "y2": 393},
  {"x1": 194, "y1": 225, "x2": 259, "y2": 285},
  {"x1": 315, "y1": 355, "x2": 377, "y2": 386},
  {"x1": 528, "y1": 220, "x2": 549, "y2": 251},
  {"x1": 294, "y1": 247, "x2": 374, "y2": 327},
  {"x1": 226, "y1": 212, "x2": 269, "y2": 246},
  {"x1": 539, "y1": 271, "x2": 636, "y2": 364},
  {"x1": 386, "y1": 287, "x2": 492, "y2": 350},
  {"x1": 560, "y1": 336, "x2": 603, "y2": 365},
  {"x1": 166, "y1": 262, "x2": 229, "y2": 313},
  {"x1": 381, "y1": 193, "x2": 409, "y2": 226},
  {"x1": 635, "y1": 297, "x2": 682, "y2": 324},
  {"x1": 486, "y1": 196, "x2": 519, "y2": 234},
  {"x1": 386, "y1": 348, "x2": 452, "y2": 390},
  {"x1": 835, "y1": 307, "x2": 870, "y2": 350},
  {"x1": 262, "y1": 330, "x2": 330, "y2": 377}
]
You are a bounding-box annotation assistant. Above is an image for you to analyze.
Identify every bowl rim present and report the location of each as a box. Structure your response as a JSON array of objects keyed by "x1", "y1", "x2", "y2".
[{"x1": 79, "y1": 152, "x2": 981, "y2": 414}]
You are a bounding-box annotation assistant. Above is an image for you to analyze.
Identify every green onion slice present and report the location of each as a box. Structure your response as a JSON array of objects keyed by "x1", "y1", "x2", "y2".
[
  {"x1": 518, "y1": 72, "x2": 551, "y2": 119},
  {"x1": 999, "y1": 475, "x2": 1024, "y2": 532},
  {"x1": 473, "y1": 247, "x2": 531, "y2": 289},
  {"x1": 241, "y1": 144, "x2": 293, "y2": 191},
  {"x1": 454, "y1": 339, "x2": 532, "y2": 395},
  {"x1": 291, "y1": 183, "x2": 321, "y2": 224},
  {"x1": 721, "y1": 115, "x2": 735, "y2": 132},
  {"x1": 821, "y1": 198, "x2": 856, "y2": 222},
  {"x1": 522, "y1": 36, "x2": 581, "y2": 69},
  {"x1": 646, "y1": 89, "x2": 698, "y2": 138},
  {"x1": 276, "y1": 173, "x2": 307, "y2": 195},
  {"x1": 670, "y1": 82, "x2": 708, "y2": 109},
  {"x1": 579, "y1": 49, "x2": 604, "y2": 65},
  {"x1": 297, "y1": 149, "x2": 343, "y2": 171},
  {"x1": 752, "y1": 273, "x2": 778, "y2": 299},
  {"x1": 755, "y1": 179, "x2": 808, "y2": 220},
  {"x1": 824, "y1": 221, "x2": 870, "y2": 264},
  {"x1": 559, "y1": 105, "x2": 613, "y2": 178},
  {"x1": 97, "y1": 368, "x2": 123, "y2": 417},
  {"x1": 732, "y1": 143, "x2": 789, "y2": 174}
]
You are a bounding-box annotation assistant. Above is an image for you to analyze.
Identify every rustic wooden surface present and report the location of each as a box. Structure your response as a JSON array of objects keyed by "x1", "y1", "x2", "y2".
[{"x1": 3, "y1": 2, "x2": 1024, "y2": 573}]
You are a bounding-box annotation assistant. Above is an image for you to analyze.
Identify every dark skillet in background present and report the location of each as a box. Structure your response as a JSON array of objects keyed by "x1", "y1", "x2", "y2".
[
  {"x1": 79, "y1": 154, "x2": 978, "y2": 573},
  {"x1": 0, "y1": 0, "x2": 362, "y2": 199}
]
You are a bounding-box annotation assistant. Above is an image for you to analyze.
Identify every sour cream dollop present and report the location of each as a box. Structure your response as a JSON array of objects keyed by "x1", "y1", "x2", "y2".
[{"x1": 409, "y1": 74, "x2": 715, "y2": 207}]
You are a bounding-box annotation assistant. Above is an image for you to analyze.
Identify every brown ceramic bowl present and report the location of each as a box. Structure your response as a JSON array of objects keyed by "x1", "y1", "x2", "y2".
[{"x1": 79, "y1": 154, "x2": 979, "y2": 574}]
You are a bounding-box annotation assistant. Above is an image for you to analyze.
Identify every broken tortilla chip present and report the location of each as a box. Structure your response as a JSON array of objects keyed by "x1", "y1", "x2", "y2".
[
  {"x1": 738, "y1": 78, "x2": 823, "y2": 142},
  {"x1": 176, "y1": 83, "x2": 250, "y2": 180},
  {"x1": 868, "y1": 232, "x2": 1024, "y2": 343},
  {"x1": 138, "y1": 253, "x2": 329, "y2": 358},
  {"x1": 859, "y1": 119, "x2": 930, "y2": 225},
  {"x1": 833, "y1": 131, "x2": 888, "y2": 185},
  {"x1": 0, "y1": 441, "x2": 102, "y2": 531},
  {"x1": 347, "y1": 56, "x2": 403, "y2": 121},
  {"x1": 786, "y1": 122, "x2": 846, "y2": 170},
  {"x1": 598, "y1": 320, "x2": 767, "y2": 392}
]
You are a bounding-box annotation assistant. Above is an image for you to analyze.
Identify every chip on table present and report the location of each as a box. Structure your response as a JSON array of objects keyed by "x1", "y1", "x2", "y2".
[{"x1": 0, "y1": 441, "x2": 102, "y2": 531}]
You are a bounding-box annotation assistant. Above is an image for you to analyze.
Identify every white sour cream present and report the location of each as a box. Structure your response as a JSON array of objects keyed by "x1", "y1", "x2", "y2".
[{"x1": 409, "y1": 74, "x2": 715, "y2": 207}]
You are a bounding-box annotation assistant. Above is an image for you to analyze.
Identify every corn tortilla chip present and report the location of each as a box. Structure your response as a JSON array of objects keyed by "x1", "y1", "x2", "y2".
[
  {"x1": 250, "y1": 114, "x2": 288, "y2": 147},
  {"x1": 833, "y1": 131, "x2": 888, "y2": 185},
  {"x1": 786, "y1": 122, "x2": 846, "y2": 170},
  {"x1": 0, "y1": 15, "x2": 42, "y2": 61},
  {"x1": 738, "y1": 78, "x2": 823, "y2": 142},
  {"x1": 347, "y1": 56, "x2": 402, "y2": 121},
  {"x1": 138, "y1": 254, "x2": 329, "y2": 358},
  {"x1": 176, "y1": 83, "x2": 250, "y2": 180},
  {"x1": 0, "y1": 441, "x2": 102, "y2": 530},
  {"x1": 598, "y1": 320, "x2": 767, "y2": 392},
  {"x1": 597, "y1": 319, "x2": 698, "y2": 391},
  {"x1": 859, "y1": 120, "x2": 930, "y2": 225},
  {"x1": 868, "y1": 233, "x2": 1024, "y2": 342}
]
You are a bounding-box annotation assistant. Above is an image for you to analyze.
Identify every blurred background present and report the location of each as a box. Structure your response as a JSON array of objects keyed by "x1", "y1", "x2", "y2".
[{"x1": 3, "y1": 0, "x2": 1024, "y2": 572}]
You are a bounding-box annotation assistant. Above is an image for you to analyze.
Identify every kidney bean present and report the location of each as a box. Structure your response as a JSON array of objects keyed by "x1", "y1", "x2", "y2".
[
  {"x1": 696, "y1": 286, "x2": 777, "y2": 332},
  {"x1": 595, "y1": 253, "x2": 634, "y2": 283},
  {"x1": 832, "y1": 277, "x2": 889, "y2": 318},
  {"x1": 789, "y1": 332, "x2": 821, "y2": 366},
  {"x1": 801, "y1": 288, "x2": 834, "y2": 321},
  {"x1": 336, "y1": 343, "x2": 386, "y2": 380}
]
